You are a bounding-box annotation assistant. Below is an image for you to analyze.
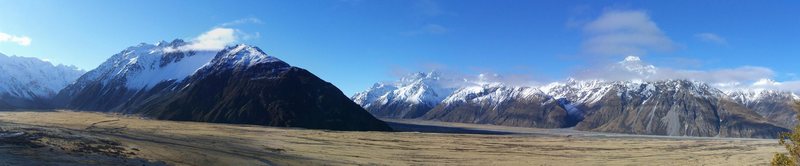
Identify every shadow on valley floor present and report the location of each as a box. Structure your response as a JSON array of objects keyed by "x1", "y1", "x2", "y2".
[{"x1": 385, "y1": 120, "x2": 515, "y2": 135}]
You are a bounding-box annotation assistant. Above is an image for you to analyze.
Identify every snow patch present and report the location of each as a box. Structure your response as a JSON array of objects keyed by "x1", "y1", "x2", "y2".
[{"x1": 125, "y1": 51, "x2": 216, "y2": 90}]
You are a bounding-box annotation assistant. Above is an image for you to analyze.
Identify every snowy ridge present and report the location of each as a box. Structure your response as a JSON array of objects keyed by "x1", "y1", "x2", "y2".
[
  {"x1": 385, "y1": 72, "x2": 455, "y2": 106},
  {"x1": 353, "y1": 55, "x2": 799, "y2": 128},
  {"x1": 539, "y1": 79, "x2": 611, "y2": 104},
  {"x1": 727, "y1": 89, "x2": 800, "y2": 106},
  {"x1": 352, "y1": 71, "x2": 458, "y2": 109},
  {"x1": 71, "y1": 40, "x2": 284, "y2": 92},
  {"x1": 212, "y1": 44, "x2": 285, "y2": 69},
  {"x1": 354, "y1": 72, "x2": 744, "y2": 120},
  {"x1": 352, "y1": 83, "x2": 397, "y2": 108},
  {"x1": 74, "y1": 40, "x2": 216, "y2": 90},
  {"x1": 125, "y1": 50, "x2": 217, "y2": 90},
  {"x1": 441, "y1": 83, "x2": 549, "y2": 109},
  {"x1": 0, "y1": 53, "x2": 84, "y2": 99}
]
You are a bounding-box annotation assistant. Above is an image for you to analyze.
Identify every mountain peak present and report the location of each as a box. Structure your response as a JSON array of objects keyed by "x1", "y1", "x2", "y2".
[{"x1": 214, "y1": 44, "x2": 286, "y2": 69}]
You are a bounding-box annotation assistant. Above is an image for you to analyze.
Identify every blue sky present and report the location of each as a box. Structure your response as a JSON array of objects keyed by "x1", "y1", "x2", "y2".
[{"x1": 0, "y1": 0, "x2": 798, "y2": 95}]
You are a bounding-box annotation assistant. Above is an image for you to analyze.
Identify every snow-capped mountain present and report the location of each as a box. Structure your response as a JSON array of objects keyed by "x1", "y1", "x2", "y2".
[
  {"x1": 59, "y1": 40, "x2": 212, "y2": 94},
  {"x1": 539, "y1": 79, "x2": 611, "y2": 118},
  {"x1": 728, "y1": 89, "x2": 800, "y2": 106},
  {"x1": 352, "y1": 82, "x2": 398, "y2": 108},
  {"x1": 55, "y1": 40, "x2": 212, "y2": 110},
  {"x1": 568, "y1": 79, "x2": 787, "y2": 138},
  {"x1": 352, "y1": 56, "x2": 792, "y2": 137},
  {"x1": 0, "y1": 53, "x2": 84, "y2": 109},
  {"x1": 423, "y1": 84, "x2": 574, "y2": 128},
  {"x1": 355, "y1": 75, "x2": 788, "y2": 137},
  {"x1": 352, "y1": 71, "x2": 458, "y2": 118},
  {"x1": 352, "y1": 56, "x2": 660, "y2": 120},
  {"x1": 56, "y1": 40, "x2": 390, "y2": 131},
  {"x1": 439, "y1": 83, "x2": 544, "y2": 107},
  {"x1": 727, "y1": 89, "x2": 799, "y2": 128}
]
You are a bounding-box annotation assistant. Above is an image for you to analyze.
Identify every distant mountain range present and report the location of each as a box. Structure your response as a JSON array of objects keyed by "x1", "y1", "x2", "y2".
[
  {"x1": 0, "y1": 53, "x2": 84, "y2": 109},
  {"x1": 353, "y1": 57, "x2": 797, "y2": 138},
  {"x1": 1, "y1": 40, "x2": 390, "y2": 131}
]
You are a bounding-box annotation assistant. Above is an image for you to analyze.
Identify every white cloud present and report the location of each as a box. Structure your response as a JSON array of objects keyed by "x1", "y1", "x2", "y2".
[
  {"x1": 576, "y1": 56, "x2": 774, "y2": 83},
  {"x1": 581, "y1": 10, "x2": 678, "y2": 56},
  {"x1": 166, "y1": 28, "x2": 237, "y2": 52},
  {"x1": 218, "y1": 17, "x2": 264, "y2": 27},
  {"x1": 572, "y1": 55, "x2": 800, "y2": 92},
  {"x1": 730, "y1": 78, "x2": 800, "y2": 92},
  {"x1": 0, "y1": 32, "x2": 31, "y2": 46},
  {"x1": 694, "y1": 33, "x2": 727, "y2": 45},
  {"x1": 658, "y1": 66, "x2": 774, "y2": 84}
]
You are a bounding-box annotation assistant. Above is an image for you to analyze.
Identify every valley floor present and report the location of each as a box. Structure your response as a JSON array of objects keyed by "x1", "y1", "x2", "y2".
[{"x1": 0, "y1": 110, "x2": 786, "y2": 165}]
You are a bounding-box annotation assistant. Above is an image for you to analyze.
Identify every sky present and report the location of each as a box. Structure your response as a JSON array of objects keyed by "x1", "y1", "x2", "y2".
[{"x1": 0, "y1": 0, "x2": 798, "y2": 95}]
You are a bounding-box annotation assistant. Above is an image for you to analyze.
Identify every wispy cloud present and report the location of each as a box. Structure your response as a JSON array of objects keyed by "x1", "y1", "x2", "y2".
[
  {"x1": 402, "y1": 0, "x2": 453, "y2": 36},
  {"x1": 403, "y1": 24, "x2": 448, "y2": 36},
  {"x1": 167, "y1": 17, "x2": 265, "y2": 52},
  {"x1": 694, "y1": 33, "x2": 728, "y2": 45},
  {"x1": 746, "y1": 79, "x2": 800, "y2": 92},
  {"x1": 413, "y1": 0, "x2": 452, "y2": 17},
  {"x1": 0, "y1": 32, "x2": 31, "y2": 46},
  {"x1": 581, "y1": 10, "x2": 678, "y2": 56},
  {"x1": 571, "y1": 55, "x2": 800, "y2": 92},
  {"x1": 565, "y1": 5, "x2": 592, "y2": 28},
  {"x1": 166, "y1": 28, "x2": 237, "y2": 52},
  {"x1": 575, "y1": 56, "x2": 773, "y2": 83},
  {"x1": 218, "y1": 17, "x2": 264, "y2": 27}
]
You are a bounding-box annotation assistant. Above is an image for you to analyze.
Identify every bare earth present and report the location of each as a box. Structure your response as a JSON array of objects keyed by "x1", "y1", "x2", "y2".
[{"x1": 0, "y1": 110, "x2": 786, "y2": 165}]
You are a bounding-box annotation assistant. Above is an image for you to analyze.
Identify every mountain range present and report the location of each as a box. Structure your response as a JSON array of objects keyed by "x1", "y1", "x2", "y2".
[
  {"x1": 2, "y1": 40, "x2": 390, "y2": 131},
  {"x1": 353, "y1": 56, "x2": 798, "y2": 138}
]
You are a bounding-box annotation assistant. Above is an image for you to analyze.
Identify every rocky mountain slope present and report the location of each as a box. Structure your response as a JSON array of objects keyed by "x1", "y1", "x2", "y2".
[
  {"x1": 571, "y1": 80, "x2": 786, "y2": 138},
  {"x1": 728, "y1": 89, "x2": 799, "y2": 128},
  {"x1": 422, "y1": 84, "x2": 574, "y2": 128},
  {"x1": 0, "y1": 53, "x2": 84, "y2": 109},
  {"x1": 55, "y1": 40, "x2": 390, "y2": 131}
]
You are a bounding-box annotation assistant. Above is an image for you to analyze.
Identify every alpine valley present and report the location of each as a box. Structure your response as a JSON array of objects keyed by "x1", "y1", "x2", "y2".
[{"x1": 353, "y1": 56, "x2": 798, "y2": 138}]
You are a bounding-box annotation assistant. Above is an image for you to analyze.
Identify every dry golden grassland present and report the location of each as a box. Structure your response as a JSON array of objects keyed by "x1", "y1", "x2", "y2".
[{"x1": 0, "y1": 110, "x2": 786, "y2": 165}]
